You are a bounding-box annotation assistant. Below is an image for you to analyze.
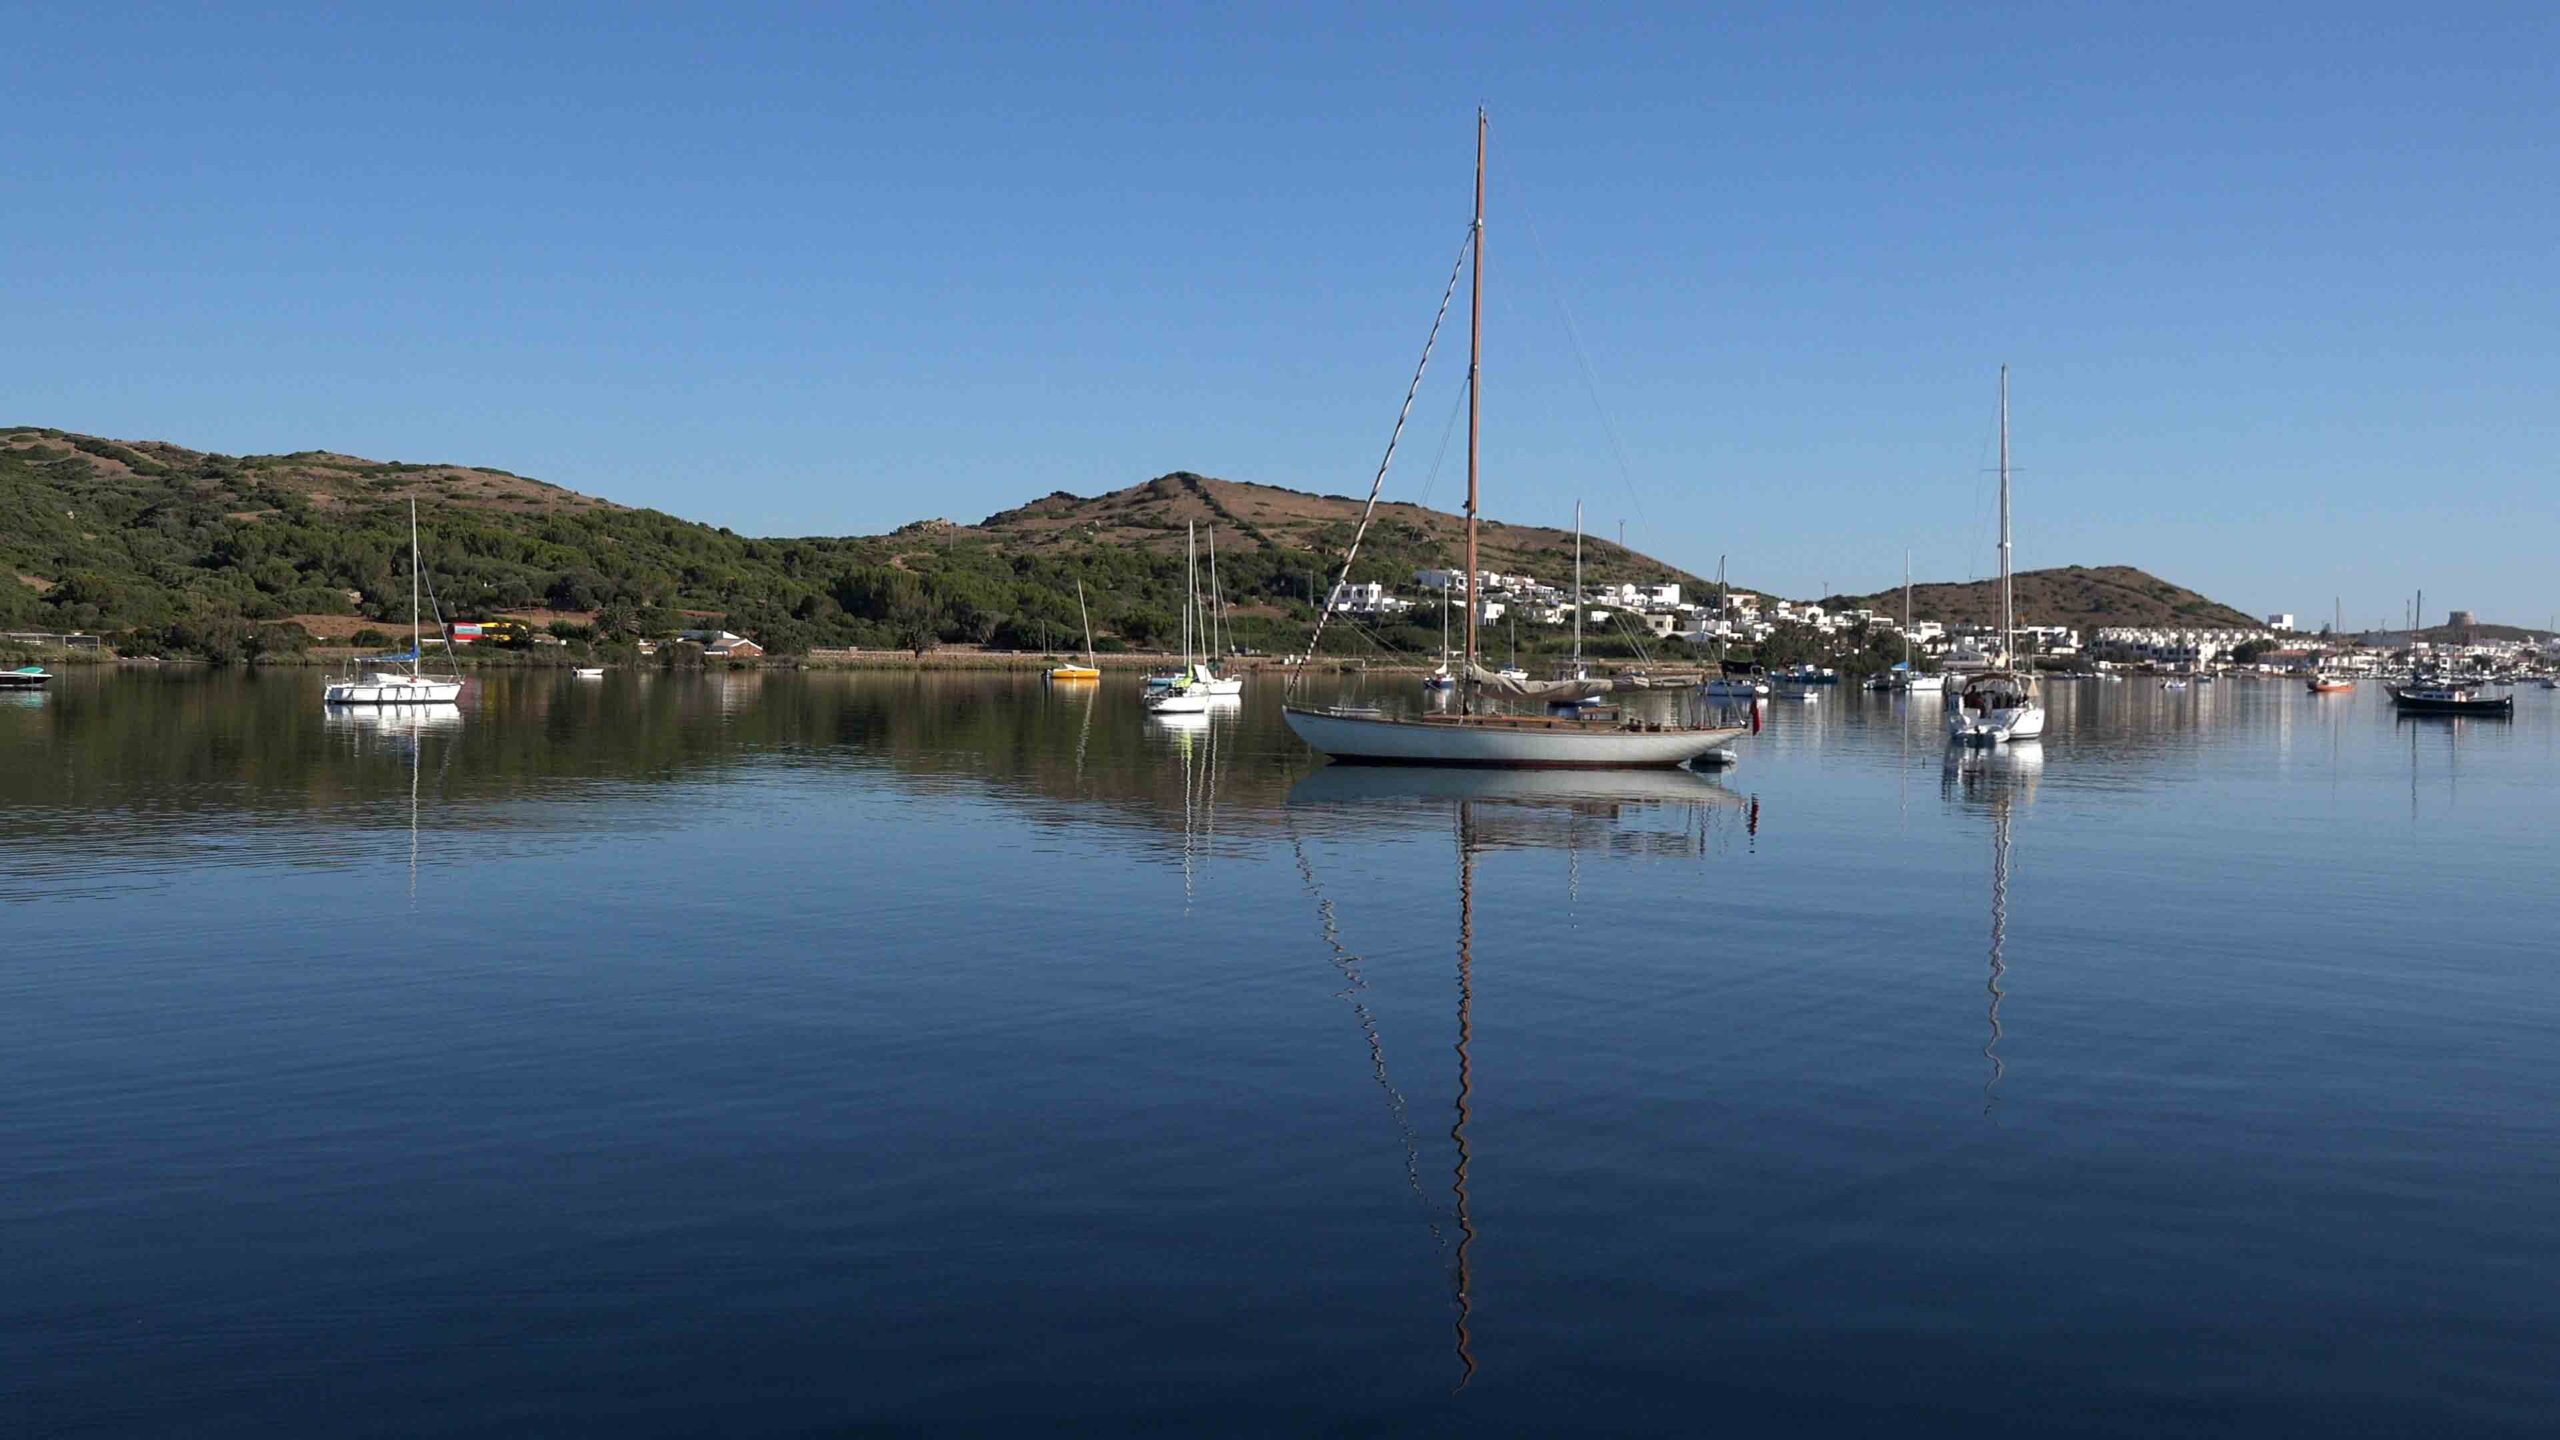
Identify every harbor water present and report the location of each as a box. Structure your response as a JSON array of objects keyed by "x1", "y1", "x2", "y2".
[{"x1": 3, "y1": 669, "x2": 2556, "y2": 1435}]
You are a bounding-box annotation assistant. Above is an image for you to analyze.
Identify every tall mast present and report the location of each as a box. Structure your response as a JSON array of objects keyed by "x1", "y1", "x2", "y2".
[
  {"x1": 1998, "y1": 365, "x2": 2013, "y2": 670},
  {"x1": 1572, "y1": 499, "x2": 1583, "y2": 667},
  {"x1": 1462, "y1": 108, "x2": 1485, "y2": 715},
  {"x1": 1207, "y1": 525, "x2": 1223, "y2": 662},
  {"x1": 1076, "y1": 579, "x2": 1094, "y2": 664},
  {"x1": 409, "y1": 498, "x2": 421, "y2": 678},
  {"x1": 1903, "y1": 548, "x2": 1913, "y2": 668}
]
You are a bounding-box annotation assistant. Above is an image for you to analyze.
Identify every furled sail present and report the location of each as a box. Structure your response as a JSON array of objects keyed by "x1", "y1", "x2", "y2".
[{"x1": 1467, "y1": 663, "x2": 1642, "y2": 703}]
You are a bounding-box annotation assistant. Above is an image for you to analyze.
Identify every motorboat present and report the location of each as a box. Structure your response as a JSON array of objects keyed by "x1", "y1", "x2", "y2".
[
  {"x1": 0, "y1": 665, "x2": 49, "y2": 690},
  {"x1": 2390, "y1": 680, "x2": 2513, "y2": 715},
  {"x1": 572, "y1": 667, "x2": 606, "y2": 680}
]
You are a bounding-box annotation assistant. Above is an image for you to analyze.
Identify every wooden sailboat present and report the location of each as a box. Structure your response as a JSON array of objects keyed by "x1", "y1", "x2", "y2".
[
  {"x1": 325, "y1": 499, "x2": 463, "y2": 706},
  {"x1": 1049, "y1": 580, "x2": 1101, "y2": 681},
  {"x1": 1284, "y1": 113, "x2": 1747, "y2": 769},
  {"x1": 1946, "y1": 368, "x2": 2046, "y2": 744}
]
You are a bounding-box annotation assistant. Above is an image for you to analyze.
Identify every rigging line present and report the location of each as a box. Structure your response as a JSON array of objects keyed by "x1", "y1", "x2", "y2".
[
  {"x1": 1513, "y1": 177, "x2": 1648, "y2": 528},
  {"x1": 1411, "y1": 382, "x2": 1471, "y2": 517},
  {"x1": 1286, "y1": 825, "x2": 1451, "y2": 1249},
  {"x1": 1300, "y1": 224, "x2": 1477, "y2": 667}
]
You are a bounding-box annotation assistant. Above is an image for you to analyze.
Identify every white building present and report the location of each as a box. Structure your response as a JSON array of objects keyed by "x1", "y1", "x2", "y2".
[
  {"x1": 2268, "y1": 613, "x2": 2297, "y2": 632},
  {"x1": 1328, "y1": 582, "x2": 1413, "y2": 617}
]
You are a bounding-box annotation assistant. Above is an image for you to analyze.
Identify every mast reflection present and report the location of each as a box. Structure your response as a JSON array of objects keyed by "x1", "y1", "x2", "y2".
[
  {"x1": 1287, "y1": 764, "x2": 1758, "y2": 1389},
  {"x1": 1945, "y1": 743, "x2": 2038, "y2": 1116},
  {"x1": 1451, "y1": 797, "x2": 1478, "y2": 1391}
]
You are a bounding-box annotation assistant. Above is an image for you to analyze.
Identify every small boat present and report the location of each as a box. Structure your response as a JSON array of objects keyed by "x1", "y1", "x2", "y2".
[
  {"x1": 326, "y1": 500, "x2": 464, "y2": 707},
  {"x1": 1944, "y1": 369, "x2": 2045, "y2": 746},
  {"x1": 2390, "y1": 680, "x2": 2513, "y2": 715},
  {"x1": 1049, "y1": 580, "x2": 1103, "y2": 682},
  {"x1": 2306, "y1": 674, "x2": 2352, "y2": 694},
  {"x1": 1194, "y1": 529, "x2": 1244, "y2": 696},
  {"x1": 1703, "y1": 663, "x2": 1769, "y2": 699},
  {"x1": 0, "y1": 665, "x2": 49, "y2": 690},
  {"x1": 1144, "y1": 524, "x2": 1214, "y2": 715},
  {"x1": 2161, "y1": 679, "x2": 2189, "y2": 691},
  {"x1": 572, "y1": 667, "x2": 606, "y2": 680}
]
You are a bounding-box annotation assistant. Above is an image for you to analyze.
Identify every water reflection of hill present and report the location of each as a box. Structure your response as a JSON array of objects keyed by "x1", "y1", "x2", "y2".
[{"x1": 0, "y1": 671, "x2": 1774, "y2": 886}]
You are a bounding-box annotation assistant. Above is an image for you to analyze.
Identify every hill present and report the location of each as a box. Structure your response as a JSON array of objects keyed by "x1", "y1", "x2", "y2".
[
  {"x1": 969, "y1": 471, "x2": 1714, "y2": 593},
  {"x1": 0, "y1": 430, "x2": 1717, "y2": 662},
  {"x1": 1817, "y1": 565, "x2": 2260, "y2": 632}
]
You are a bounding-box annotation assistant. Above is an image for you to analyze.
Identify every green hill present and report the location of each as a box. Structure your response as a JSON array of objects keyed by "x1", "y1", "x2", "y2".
[
  {"x1": 1818, "y1": 565, "x2": 2260, "y2": 632},
  {"x1": 0, "y1": 429, "x2": 1716, "y2": 662}
]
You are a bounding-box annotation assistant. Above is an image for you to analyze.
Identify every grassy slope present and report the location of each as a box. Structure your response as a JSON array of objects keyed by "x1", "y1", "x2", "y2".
[{"x1": 6, "y1": 427, "x2": 2275, "y2": 658}]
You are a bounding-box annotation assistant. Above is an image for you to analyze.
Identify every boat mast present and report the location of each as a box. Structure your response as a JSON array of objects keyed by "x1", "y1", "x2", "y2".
[
  {"x1": 1572, "y1": 499, "x2": 1583, "y2": 669},
  {"x1": 1462, "y1": 108, "x2": 1485, "y2": 715},
  {"x1": 409, "y1": 498, "x2": 422, "y2": 679},
  {"x1": 1207, "y1": 525, "x2": 1223, "y2": 664},
  {"x1": 1997, "y1": 364, "x2": 2013, "y2": 672},
  {"x1": 1076, "y1": 579, "x2": 1095, "y2": 665},
  {"x1": 1903, "y1": 549, "x2": 1913, "y2": 670}
]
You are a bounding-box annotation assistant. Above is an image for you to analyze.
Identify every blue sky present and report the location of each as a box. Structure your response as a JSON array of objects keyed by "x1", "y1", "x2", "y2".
[{"x1": 5, "y1": 4, "x2": 2553, "y2": 625}]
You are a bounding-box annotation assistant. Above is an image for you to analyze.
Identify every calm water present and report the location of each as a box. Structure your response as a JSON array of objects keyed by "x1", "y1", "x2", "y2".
[{"x1": 4, "y1": 669, "x2": 2556, "y2": 1435}]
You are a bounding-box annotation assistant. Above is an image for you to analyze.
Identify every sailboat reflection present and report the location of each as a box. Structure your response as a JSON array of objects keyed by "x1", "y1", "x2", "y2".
[
  {"x1": 1286, "y1": 765, "x2": 1760, "y2": 1387},
  {"x1": 1944, "y1": 743, "x2": 2039, "y2": 1114},
  {"x1": 326, "y1": 703, "x2": 460, "y2": 905}
]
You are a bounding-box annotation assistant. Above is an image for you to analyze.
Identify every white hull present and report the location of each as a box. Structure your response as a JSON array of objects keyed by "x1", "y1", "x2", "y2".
[
  {"x1": 1145, "y1": 691, "x2": 1210, "y2": 714},
  {"x1": 325, "y1": 675, "x2": 462, "y2": 706},
  {"x1": 1905, "y1": 673, "x2": 1945, "y2": 691},
  {"x1": 1947, "y1": 703, "x2": 2045, "y2": 745},
  {"x1": 1284, "y1": 707, "x2": 1746, "y2": 768},
  {"x1": 1199, "y1": 677, "x2": 1244, "y2": 696}
]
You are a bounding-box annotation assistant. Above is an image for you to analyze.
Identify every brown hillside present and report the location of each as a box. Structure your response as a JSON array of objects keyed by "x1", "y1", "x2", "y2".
[
  {"x1": 973, "y1": 471, "x2": 1722, "y2": 591},
  {"x1": 0, "y1": 428, "x2": 618, "y2": 516},
  {"x1": 1820, "y1": 565, "x2": 2258, "y2": 631}
]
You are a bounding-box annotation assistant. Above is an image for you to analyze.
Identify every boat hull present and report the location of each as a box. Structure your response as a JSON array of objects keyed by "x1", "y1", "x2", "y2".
[
  {"x1": 2389, "y1": 689, "x2": 2512, "y2": 715},
  {"x1": 325, "y1": 677, "x2": 463, "y2": 706},
  {"x1": 1284, "y1": 706, "x2": 1745, "y2": 768},
  {"x1": 1948, "y1": 704, "x2": 2045, "y2": 745}
]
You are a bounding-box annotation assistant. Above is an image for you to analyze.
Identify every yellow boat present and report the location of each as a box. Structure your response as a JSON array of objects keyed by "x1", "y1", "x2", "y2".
[{"x1": 1048, "y1": 580, "x2": 1103, "y2": 682}]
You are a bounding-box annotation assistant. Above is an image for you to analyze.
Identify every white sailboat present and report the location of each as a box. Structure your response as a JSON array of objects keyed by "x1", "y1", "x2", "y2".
[
  {"x1": 1550, "y1": 501, "x2": 1604, "y2": 707},
  {"x1": 1145, "y1": 524, "x2": 1211, "y2": 715},
  {"x1": 1192, "y1": 526, "x2": 1244, "y2": 697},
  {"x1": 1867, "y1": 550, "x2": 1945, "y2": 691},
  {"x1": 1947, "y1": 367, "x2": 2046, "y2": 745},
  {"x1": 325, "y1": 500, "x2": 464, "y2": 707},
  {"x1": 1424, "y1": 565, "x2": 1456, "y2": 691},
  {"x1": 1284, "y1": 113, "x2": 1747, "y2": 769}
]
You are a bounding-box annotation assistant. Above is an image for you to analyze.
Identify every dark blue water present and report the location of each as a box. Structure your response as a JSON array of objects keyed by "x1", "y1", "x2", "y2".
[{"x1": 4, "y1": 670, "x2": 2555, "y2": 1435}]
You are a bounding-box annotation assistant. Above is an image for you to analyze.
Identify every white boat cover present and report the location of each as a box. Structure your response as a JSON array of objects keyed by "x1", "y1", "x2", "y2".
[{"x1": 1466, "y1": 663, "x2": 1646, "y2": 703}]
